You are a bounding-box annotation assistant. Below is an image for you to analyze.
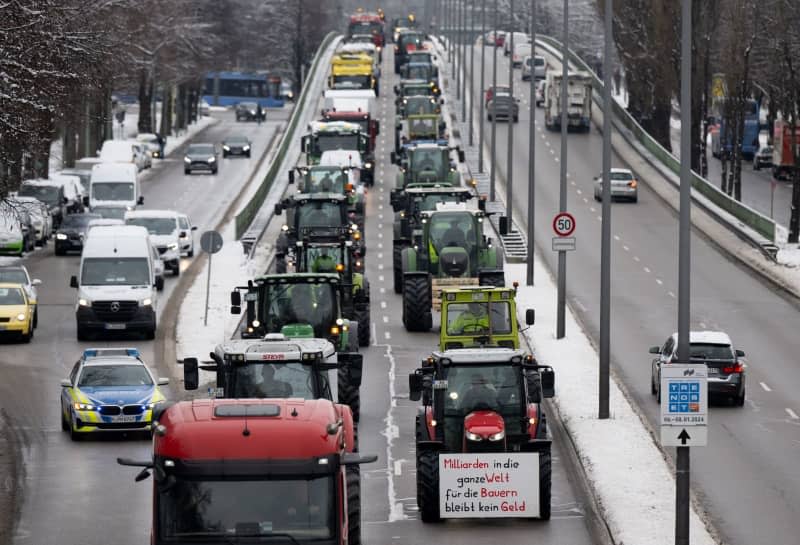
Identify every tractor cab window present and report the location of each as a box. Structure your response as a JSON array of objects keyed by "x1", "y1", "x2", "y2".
[
  {"x1": 410, "y1": 118, "x2": 436, "y2": 137},
  {"x1": 307, "y1": 246, "x2": 346, "y2": 273},
  {"x1": 297, "y1": 202, "x2": 343, "y2": 230},
  {"x1": 411, "y1": 149, "x2": 445, "y2": 180},
  {"x1": 158, "y1": 476, "x2": 334, "y2": 541},
  {"x1": 262, "y1": 282, "x2": 337, "y2": 338},
  {"x1": 406, "y1": 65, "x2": 431, "y2": 80},
  {"x1": 406, "y1": 97, "x2": 438, "y2": 115},
  {"x1": 315, "y1": 134, "x2": 360, "y2": 152},
  {"x1": 230, "y1": 362, "x2": 321, "y2": 399},
  {"x1": 414, "y1": 193, "x2": 460, "y2": 212},
  {"x1": 307, "y1": 170, "x2": 346, "y2": 194},
  {"x1": 429, "y1": 212, "x2": 476, "y2": 251},
  {"x1": 332, "y1": 75, "x2": 372, "y2": 90},
  {"x1": 446, "y1": 301, "x2": 512, "y2": 336}
]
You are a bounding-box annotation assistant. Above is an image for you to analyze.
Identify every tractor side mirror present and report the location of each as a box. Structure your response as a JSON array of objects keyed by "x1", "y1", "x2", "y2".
[
  {"x1": 155, "y1": 276, "x2": 164, "y2": 291},
  {"x1": 525, "y1": 309, "x2": 535, "y2": 325},
  {"x1": 70, "y1": 275, "x2": 79, "y2": 288},
  {"x1": 394, "y1": 84, "x2": 400, "y2": 95},
  {"x1": 478, "y1": 197, "x2": 486, "y2": 211},
  {"x1": 274, "y1": 203, "x2": 283, "y2": 216},
  {"x1": 82, "y1": 196, "x2": 89, "y2": 207},
  {"x1": 338, "y1": 353, "x2": 363, "y2": 391},
  {"x1": 390, "y1": 151, "x2": 397, "y2": 164},
  {"x1": 230, "y1": 290, "x2": 241, "y2": 314},
  {"x1": 499, "y1": 215, "x2": 509, "y2": 236},
  {"x1": 540, "y1": 368, "x2": 555, "y2": 398},
  {"x1": 458, "y1": 149, "x2": 466, "y2": 163},
  {"x1": 288, "y1": 170, "x2": 295, "y2": 184},
  {"x1": 408, "y1": 372, "x2": 423, "y2": 401},
  {"x1": 649, "y1": 346, "x2": 660, "y2": 354},
  {"x1": 137, "y1": 196, "x2": 144, "y2": 205},
  {"x1": 183, "y1": 357, "x2": 199, "y2": 391}
]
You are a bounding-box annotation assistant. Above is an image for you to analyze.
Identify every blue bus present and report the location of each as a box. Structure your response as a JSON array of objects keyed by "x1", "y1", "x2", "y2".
[
  {"x1": 710, "y1": 98, "x2": 760, "y2": 160},
  {"x1": 203, "y1": 72, "x2": 285, "y2": 108}
]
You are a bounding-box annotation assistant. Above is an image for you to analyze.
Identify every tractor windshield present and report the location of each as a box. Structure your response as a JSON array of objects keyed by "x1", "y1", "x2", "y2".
[
  {"x1": 445, "y1": 301, "x2": 512, "y2": 336},
  {"x1": 297, "y1": 201, "x2": 344, "y2": 230},
  {"x1": 428, "y1": 212, "x2": 476, "y2": 253},
  {"x1": 332, "y1": 74, "x2": 372, "y2": 90},
  {"x1": 261, "y1": 282, "x2": 337, "y2": 338},
  {"x1": 405, "y1": 96, "x2": 438, "y2": 115},
  {"x1": 229, "y1": 362, "x2": 326, "y2": 399},
  {"x1": 305, "y1": 245, "x2": 348, "y2": 274},
  {"x1": 409, "y1": 118, "x2": 437, "y2": 138},
  {"x1": 307, "y1": 170, "x2": 348, "y2": 194},
  {"x1": 410, "y1": 149, "x2": 446, "y2": 182},
  {"x1": 406, "y1": 65, "x2": 432, "y2": 80},
  {"x1": 413, "y1": 193, "x2": 462, "y2": 212},
  {"x1": 315, "y1": 134, "x2": 360, "y2": 152},
  {"x1": 158, "y1": 475, "x2": 334, "y2": 541}
]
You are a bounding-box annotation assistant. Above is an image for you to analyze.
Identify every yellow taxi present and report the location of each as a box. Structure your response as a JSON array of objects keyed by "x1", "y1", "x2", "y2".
[{"x1": 0, "y1": 282, "x2": 34, "y2": 342}]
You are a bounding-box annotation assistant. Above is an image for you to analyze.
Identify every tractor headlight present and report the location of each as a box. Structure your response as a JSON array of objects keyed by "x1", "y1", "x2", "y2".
[
  {"x1": 56, "y1": 233, "x2": 68, "y2": 240},
  {"x1": 465, "y1": 431, "x2": 482, "y2": 441},
  {"x1": 167, "y1": 242, "x2": 179, "y2": 251},
  {"x1": 223, "y1": 145, "x2": 230, "y2": 151},
  {"x1": 488, "y1": 431, "x2": 505, "y2": 441},
  {"x1": 16, "y1": 313, "x2": 26, "y2": 321},
  {"x1": 252, "y1": 320, "x2": 261, "y2": 328}
]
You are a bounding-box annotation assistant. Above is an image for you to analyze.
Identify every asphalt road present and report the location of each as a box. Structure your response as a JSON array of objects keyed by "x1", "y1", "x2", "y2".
[
  {"x1": 354, "y1": 48, "x2": 596, "y2": 544},
  {"x1": 467, "y1": 43, "x2": 800, "y2": 545},
  {"x1": 2, "y1": 108, "x2": 287, "y2": 545}
]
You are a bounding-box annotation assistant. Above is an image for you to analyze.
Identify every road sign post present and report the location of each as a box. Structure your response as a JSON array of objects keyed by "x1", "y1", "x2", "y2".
[
  {"x1": 660, "y1": 363, "x2": 708, "y2": 447},
  {"x1": 200, "y1": 230, "x2": 224, "y2": 327},
  {"x1": 552, "y1": 212, "x2": 574, "y2": 337}
]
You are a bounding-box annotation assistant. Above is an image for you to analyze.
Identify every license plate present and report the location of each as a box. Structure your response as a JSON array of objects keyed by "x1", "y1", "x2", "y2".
[
  {"x1": 707, "y1": 368, "x2": 719, "y2": 376},
  {"x1": 105, "y1": 323, "x2": 126, "y2": 330},
  {"x1": 113, "y1": 415, "x2": 137, "y2": 423}
]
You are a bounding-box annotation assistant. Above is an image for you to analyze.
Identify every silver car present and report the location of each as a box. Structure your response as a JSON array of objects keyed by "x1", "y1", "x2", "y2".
[
  {"x1": 487, "y1": 94, "x2": 519, "y2": 122},
  {"x1": 593, "y1": 167, "x2": 638, "y2": 202}
]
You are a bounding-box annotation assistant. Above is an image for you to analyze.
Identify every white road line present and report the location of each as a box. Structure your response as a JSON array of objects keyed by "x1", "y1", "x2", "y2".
[
  {"x1": 379, "y1": 214, "x2": 384, "y2": 220},
  {"x1": 582, "y1": 197, "x2": 588, "y2": 203},
  {"x1": 760, "y1": 382, "x2": 772, "y2": 392},
  {"x1": 379, "y1": 343, "x2": 405, "y2": 522},
  {"x1": 786, "y1": 408, "x2": 799, "y2": 419},
  {"x1": 380, "y1": 287, "x2": 386, "y2": 294},
  {"x1": 379, "y1": 204, "x2": 383, "y2": 210},
  {"x1": 633, "y1": 256, "x2": 640, "y2": 262},
  {"x1": 576, "y1": 189, "x2": 582, "y2": 195},
  {"x1": 699, "y1": 322, "x2": 706, "y2": 328},
  {"x1": 668, "y1": 291, "x2": 676, "y2": 298},
  {"x1": 394, "y1": 460, "x2": 403, "y2": 476},
  {"x1": 613, "y1": 235, "x2": 620, "y2": 241},
  {"x1": 380, "y1": 301, "x2": 387, "y2": 309},
  {"x1": 378, "y1": 242, "x2": 383, "y2": 249},
  {"x1": 656, "y1": 279, "x2": 663, "y2": 285},
  {"x1": 383, "y1": 316, "x2": 389, "y2": 323},
  {"x1": 378, "y1": 264, "x2": 384, "y2": 270},
  {"x1": 379, "y1": 275, "x2": 385, "y2": 282},
  {"x1": 597, "y1": 215, "x2": 602, "y2": 221},
  {"x1": 643, "y1": 267, "x2": 651, "y2": 274},
  {"x1": 378, "y1": 252, "x2": 383, "y2": 259},
  {"x1": 385, "y1": 331, "x2": 391, "y2": 340},
  {"x1": 378, "y1": 232, "x2": 383, "y2": 239},
  {"x1": 589, "y1": 206, "x2": 596, "y2": 212},
  {"x1": 623, "y1": 245, "x2": 629, "y2": 251}
]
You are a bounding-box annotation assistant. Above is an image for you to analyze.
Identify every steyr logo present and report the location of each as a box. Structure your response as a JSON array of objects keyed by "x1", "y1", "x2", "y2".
[{"x1": 683, "y1": 369, "x2": 695, "y2": 376}]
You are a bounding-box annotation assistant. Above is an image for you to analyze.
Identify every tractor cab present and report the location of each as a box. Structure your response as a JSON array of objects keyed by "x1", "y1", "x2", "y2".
[
  {"x1": 181, "y1": 333, "x2": 363, "y2": 419},
  {"x1": 399, "y1": 62, "x2": 439, "y2": 93},
  {"x1": 395, "y1": 114, "x2": 445, "y2": 152},
  {"x1": 302, "y1": 121, "x2": 369, "y2": 165},
  {"x1": 396, "y1": 94, "x2": 442, "y2": 119},
  {"x1": 439, "y1": 286, "x2": 535, "y2": 350},
  {"x1": 408, "y1": 349, "x2": 555, "y2": 521},
  {"x1": 394, "y1": 79, "x2": 437, "y2": 103},
  {"x1": 231, "y1": 273, "x2": 359, "y2": 354},
  {"x1": 391, "y1": 142, "x2": 464, "y2": 187},
  {"x1": 274, "y1": 193, "x2": 362, "y2": 249}
]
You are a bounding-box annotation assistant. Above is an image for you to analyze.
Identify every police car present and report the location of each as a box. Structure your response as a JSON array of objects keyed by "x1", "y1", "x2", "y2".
[{"x1": 60, "y1": 348, "x2": 168, "y2": 440}]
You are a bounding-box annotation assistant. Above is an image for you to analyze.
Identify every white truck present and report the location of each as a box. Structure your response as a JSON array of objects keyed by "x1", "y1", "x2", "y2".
[{"x1": 544, "y1": 70, "x2": 593, "y2": 132}]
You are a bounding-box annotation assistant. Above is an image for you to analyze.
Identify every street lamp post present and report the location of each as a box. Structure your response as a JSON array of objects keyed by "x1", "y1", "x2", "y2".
[
  {"x1": 556, "y1": 0, "x2": 569, "y2": 339},
  {"x1": 468, "y1": 0, "x2": 475, "y2": 145},
  {"x1": 478, "y1": 0, "x2": 487, "y2": 172},
  {"x1": 526, "y1": 0, "x2": 537, "y2": 285},
  {"x1": 490, "y1": 0, "x2": 498, "y2": 201},
  {"x1": 506, "y1": 0, "x2": 515, "y2": 229}
]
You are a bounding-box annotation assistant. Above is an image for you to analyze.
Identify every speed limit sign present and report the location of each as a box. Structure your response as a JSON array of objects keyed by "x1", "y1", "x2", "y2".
[{"x1": 552, "y1": 212, "x2": 576, "y2": 237}]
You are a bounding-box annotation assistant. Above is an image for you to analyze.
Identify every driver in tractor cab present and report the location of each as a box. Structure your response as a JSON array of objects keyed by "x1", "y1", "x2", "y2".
[
  {"x1": 448, "y1": 302, "x2": 490, "y2": 334},
  {"x1": 311, "y1": 248, "x2": 337, "y2": 273},
  {"x1": 318, "y1": 172, "x2": 334, "y2": 192},
  {"x1": 244, "y1": 364, "x2": 293, "y2": 398},
  {"x1": 417, "y1": 150, "x2": 437, "y2": 172},
  {"x1": 288, "y1": 283, "x2": 315, "y2": 323},
  {"x1": 441, "y1": 218, "x2": 466, "y2": 247},
  {"x1": 460, "y1": 372, "x2": 498, "y2": 411}
]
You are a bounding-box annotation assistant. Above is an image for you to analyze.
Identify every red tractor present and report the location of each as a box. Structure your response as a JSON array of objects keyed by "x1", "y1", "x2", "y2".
[
  {"x1": 118, "y1": 398, "x2": 376, "y2": 544},
  {"x1": 409, "y1": 349, "x2": 555, "y2": 522},
  {"x1": 348, "y1": 13, "x2": 385, "y2": 49}
]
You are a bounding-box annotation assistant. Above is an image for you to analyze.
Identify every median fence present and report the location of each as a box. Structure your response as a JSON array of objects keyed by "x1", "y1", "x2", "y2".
[
  {"x1": 234, "y1": 32, "x2": 339, "y2": 240},
  {"x1": 535, "y1": 35, "x2": 776, "y2": 243}
]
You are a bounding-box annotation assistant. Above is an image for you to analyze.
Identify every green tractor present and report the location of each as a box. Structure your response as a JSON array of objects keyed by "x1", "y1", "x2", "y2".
[
  {"x1": 390, "y1": 141, "x2": 464, "y2": 188},
  {"x1": 391, "y1": 185, "x2": 477, "y2": 293},
  {"x1": 301, "y1": 120, "x2": 370, "y2": 165},
  {"x1": 396, "y1": 94, "x2": 442, "y2": 119},
  {"x1": 439, "y1": 286, "x2": 535, "y2": 351},
  {"x1": 394, "y1": 114, "x2": 446, "y2": 153},
  {"x1": 181, "y1": 333, "x2": 363, "y2": 421},
  {"x1": 399, "y1": 203, "x2": 504, "y2": 332},
  {"x1": 231, "y1": 273, "x2": 359, "y2": 356},
  {"x1": 278, "y1": 226, "x2": 371, "y2": 348},
  {"x1": 288, "y1": 164, "x2": 366, "y2": 225},
  {"x1": 274, "y1": 193, "x2": 363, "y2": 268}
]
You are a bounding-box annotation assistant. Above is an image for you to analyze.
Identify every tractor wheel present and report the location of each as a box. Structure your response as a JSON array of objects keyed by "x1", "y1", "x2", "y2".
[
  {"x1": 416, "y1": 450, "x2": 441, "y2": 522},
  {"x1": 338, "y1": 366, "x2": 360, "y2": 422},
  {"x1": 539, "y1": 448, "x2": 552, "y2": 520},
  {"x1": 347, "y1": 322, "x2": 360, "y2": 353},
  {"x1": 393, "y1": 245, "x2": 404, "y2": 294},
  {"x1": 479, "y1": 272, "x2": 505, "y2": 288},
  {"x1": 402, "y1": 276, "x2": 432, "y2": 332},
  {"x1": 355, "y1": 307, "x2": 371, "y2": 347},
  {"x1": 347, "y1": 466, "x2": 362, "y2": 545}
]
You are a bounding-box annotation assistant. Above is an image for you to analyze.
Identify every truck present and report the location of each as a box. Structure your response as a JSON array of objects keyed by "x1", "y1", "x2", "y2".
[
  {"x1": 323, "y1": 108, "x2": 380, "y2": 167},
  {"x1": 771, "y1": 119, "x2": 800, "y2": 180},
  {"x1": 544, "y1": 70, "x2": 593, "y2": 132},
  {"x1": 710, "y1": 97, "x2": 760, "y2": 160},
  {"x1": 301, "y1": 121, "x2": 369, "y2": 166},
  {"x1": 409, "y1": 349, "x2": 555, "y2": 522},
  {"x1": 182, "y1": 333, "x2": 363, "y2": 421},
  {"x1": 118, "y1": 398, "x2": 376, "y2": 545}
]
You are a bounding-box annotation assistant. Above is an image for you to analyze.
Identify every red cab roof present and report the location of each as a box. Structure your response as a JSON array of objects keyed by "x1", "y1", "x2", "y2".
[{"x1": 155, "y1": 399, "x2": 347, "y2": 460}]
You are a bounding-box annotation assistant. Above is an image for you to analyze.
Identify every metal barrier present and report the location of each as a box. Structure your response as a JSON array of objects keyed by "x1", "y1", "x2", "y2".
[
  {"x1": 535, "y1": 35, "x2": 776, "y2": 243},
  {"x1": 235, "y1": 31, "x2": 339, "y2": 240}
]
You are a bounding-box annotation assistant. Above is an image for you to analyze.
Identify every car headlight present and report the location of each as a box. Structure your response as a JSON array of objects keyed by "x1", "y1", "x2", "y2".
[
  {"x1": 223, "y1": 145, "x2": 230, "y2": 151},
  {"x1": 364, "y1": 162, "x2": 373, "y2": 169},
  {"x1": 242, "y1": 145, "x2": 250, "y2": 151},
  {"x1": 465, "y1": 431, "x2": 482, "y2": 441},
  {"x1": 78, "y1": 298, "x2": 91, "y2": 307},
  {"x1": 140, "y1": 298, "x2": 152, "y2": 307},
  {"x1": 145, "y1": 402, "x2": 158, "y2": 409},
  {"x1": 56, "y1": 233, "x2": 68, "y2": 240},
  {"x1": 16, "y1": 313, "x2": 26, "y2": 321},
  {"x1": 208, "y1": 157, "x2": 216, "y2": 163},
  {"x1": 167, "y1": 242, "x2": 179, "y2": 251},
  {"x1": 184, "y1": 157, "x2": 191, "y2": 163},
  {"x1": 252, "y1": 320, "x2": 261, "y2": 328},
  {"x1": 488, "y1": 431, "x2": 505, "y2": 441},
  {"x1": 74, "y1": 402, "x2": 97, "y2": 411},
  {"x1": 250, "y1": 110, "x2": 256, "y2": 115}
]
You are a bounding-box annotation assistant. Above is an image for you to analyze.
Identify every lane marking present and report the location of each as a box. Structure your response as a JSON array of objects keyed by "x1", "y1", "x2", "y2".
[
  {"x1": 582, "y1": 197, "x2": 588, "y2": 203},
  {"x1": 613, "y1": 235, "x2": 620, "y2": 241},
  {"x1": 656, "y1": 279, "x2": 663, "y2": 285},
  {"x1": 378, "y1": 242, "x2": 383, "y2": 249},
  {"x1": 379, "y1": 343, "x2": 405, "y2": 521},
  {"x1": 378, "y1": 252, "x2": 383, "y2": 259},
  {"x1": 394, "y1": 460, "x2": 403, "y2": 476},
  {"x1": 589, "y1": 206, "x2": 596, "y2": 213},
  {"x1": 380, "y1": 301, "x2": 387, "y2": 309},
  {"x1": 760, "y1": 382, "x2": 772, "y2": 392},
  {"x1": 385, "y1": 331, "x2": 391, "y2": 340},
  {"x1": 643, "y1": 267, "x2": 651, "y2": 274},
  {"x1": 623, "y1": 245, "x2": 629, "y2": 251},
  {"x1": 668, "y1": 291, "x2": 676, "y2": 298},
  {"x1": 786, "y1": 408, "x2": 799, "y2": 419},
  {"x1": 380, "y1": 287, "x2": 386, "y2": 294},
  {"x1": 383, "y1": 316, "x2": 389, "y2": 323},
  {"x1": 379, "y1": 275, "x2": 385, "y2": 282}
]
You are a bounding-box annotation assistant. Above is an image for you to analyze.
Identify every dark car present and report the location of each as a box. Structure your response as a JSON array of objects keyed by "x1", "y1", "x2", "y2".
[
  {"x1": 650, "y1": 331, "x2": 747, "y2": 406},
  {"x1": 484, "y1": 85, "x2": 511, "y2": 106},
  {"x1": 487, "y1": 94, "x2": 519, "y2": 122},
  {"x1": 184, "y1": 143, "x2": 218, "y2": 175},
  {"x1": 222, "y1": 135, "x2": 252, "y2": 158},
  {"x1": 54, "y1": 213, "x2": 101, "y2": 255},
  {"x1": 235, "y1": 101, "x2": 265, "y2": 122}
]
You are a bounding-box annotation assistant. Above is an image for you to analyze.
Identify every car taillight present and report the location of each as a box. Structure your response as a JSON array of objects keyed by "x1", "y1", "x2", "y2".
[
  {"x1": 629, "y1": 180, "x2": 638, "y2": 188},
  {"x1": 722, "y1": 362, "x2": 744, "y2": 374}
]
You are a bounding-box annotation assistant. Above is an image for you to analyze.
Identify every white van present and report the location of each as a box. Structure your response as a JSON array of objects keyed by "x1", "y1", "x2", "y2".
[
  {"x1": 124, "y1": 210, "x2": 182, "y2": 276},
  {"x1": 98, "y1": 140, "x2": 148, "y2": 171},
  {"x1": 70, "y1": 225, "x2": 160, "y2": 340},
  {"x1": 89, "y1": 163, "x2": 142, "y2": 211}
]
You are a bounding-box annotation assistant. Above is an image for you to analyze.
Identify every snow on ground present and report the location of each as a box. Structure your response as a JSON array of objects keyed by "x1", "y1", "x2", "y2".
[{"x1": 510, "y1": 259, "x2": 717, "y2": 545}]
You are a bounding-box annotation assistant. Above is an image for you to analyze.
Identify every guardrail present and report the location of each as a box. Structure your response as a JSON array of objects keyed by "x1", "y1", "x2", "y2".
[
  {"x1": 535, "y1": 35, "x2": 776, "y2": 242},
  {"x1": 234, "y1": 31, "x2": 338, "y2": 239}
]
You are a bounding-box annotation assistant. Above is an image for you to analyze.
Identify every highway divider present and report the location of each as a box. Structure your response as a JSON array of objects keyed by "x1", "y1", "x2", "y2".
[
  {"x1": 235, "y1": 31, "x2": 339, "y2": 242},
  {"x1": 535, "y1": 35, "x2": 777, "y2": 246}
]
